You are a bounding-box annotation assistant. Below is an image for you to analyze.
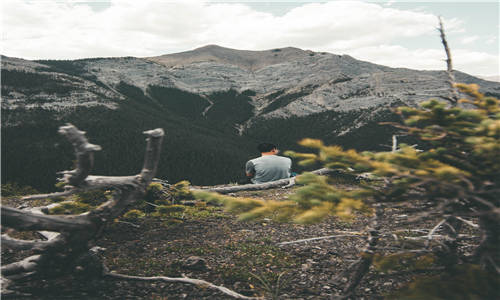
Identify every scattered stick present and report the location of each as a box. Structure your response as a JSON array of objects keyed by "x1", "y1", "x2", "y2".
[
  {"x1": 278, "y1": 232, "x2": 364, "y2": 246},
  {"x1": 104, "y1": 272, "x2": 262, "y2": 300},
  {"x1": 116, "y1": 221, "x2": 141, "y2": 228},
  {"x1": 426, "y1": 218, "x2": 446, "y2": 246},
  {"x1": 455, "y1": 216, "x2": 479, "y2": 228}
]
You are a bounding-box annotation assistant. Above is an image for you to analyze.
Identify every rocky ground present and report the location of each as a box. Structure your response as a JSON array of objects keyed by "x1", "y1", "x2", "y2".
[{"x1": 1, "y1": 184, "x2": 481, "y2": 300}]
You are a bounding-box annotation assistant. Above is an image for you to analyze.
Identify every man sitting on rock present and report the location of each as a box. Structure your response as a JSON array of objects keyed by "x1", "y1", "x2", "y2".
[{"x1": 245, "y1": 143, "x2": 292, "y2": 184}]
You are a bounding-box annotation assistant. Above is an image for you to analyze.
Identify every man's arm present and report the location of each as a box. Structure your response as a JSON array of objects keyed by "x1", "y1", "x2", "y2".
[{"x1": 245, "y1": 160, "x2": 255, "y2": 178}]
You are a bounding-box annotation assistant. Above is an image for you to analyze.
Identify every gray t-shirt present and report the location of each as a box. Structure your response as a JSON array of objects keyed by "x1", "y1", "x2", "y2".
[{"x1": 245, "y1": 155, "x2": 292, "y2": 184}]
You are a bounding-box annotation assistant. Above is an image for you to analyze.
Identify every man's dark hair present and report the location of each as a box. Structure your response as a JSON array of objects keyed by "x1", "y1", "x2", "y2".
[{"x1": 257, "y1": 143, "x2": 277, "y2": 153}]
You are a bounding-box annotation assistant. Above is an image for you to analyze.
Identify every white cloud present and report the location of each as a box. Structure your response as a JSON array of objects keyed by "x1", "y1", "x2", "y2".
[
  {"x1": 384, "y1": 0, "x2": 397, "y2": 7},
  {"x1": 485, "y1": 35, "x2": 497, "y2": 45},
  {"x1": 346, "y1": 45, "x2": 499, "y2": 76},
  {"x1": 460, "y1": 35, "x2": 479, "y2": 44},
  {"x1": 1, "y1": 0, "x2": 496, "y2": 76}
]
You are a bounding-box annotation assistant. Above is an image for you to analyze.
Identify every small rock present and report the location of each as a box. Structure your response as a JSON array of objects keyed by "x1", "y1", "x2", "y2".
[
  {"x1": 322, "y1": 285, "x2": 331, "y2": 290},
  {"x1": 182, "y1": 256, "x2": 208, "y2": 271},
  {"x1": 383, "y1": 281, "x2": 393, "y2": 286}
]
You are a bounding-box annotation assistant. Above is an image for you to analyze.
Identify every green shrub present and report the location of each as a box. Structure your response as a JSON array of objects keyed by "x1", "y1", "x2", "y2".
[
  {"x1": 145, "y1": 182, "x2": 164, "y2": 202},
  {"x1": 121, "y1": 209, "x2": 146, "y2": 221},
  {"x1": 154, "y1": 205, "x2": 186, "y2": 217}
]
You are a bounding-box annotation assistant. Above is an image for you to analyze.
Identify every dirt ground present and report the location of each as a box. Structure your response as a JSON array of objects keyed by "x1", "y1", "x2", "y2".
[{"x1": 1, "y1": 186, "x2": 480, "y2": 299}]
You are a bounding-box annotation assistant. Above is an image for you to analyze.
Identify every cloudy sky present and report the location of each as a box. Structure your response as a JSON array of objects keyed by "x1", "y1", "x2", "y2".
[{"x1": 1, "y1": 0, "x2": 499, "y2": 77}]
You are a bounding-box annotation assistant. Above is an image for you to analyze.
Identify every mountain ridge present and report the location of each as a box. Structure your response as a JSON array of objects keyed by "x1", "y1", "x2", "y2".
[
  {"x1": 2, "y1": 46, "x2": 500, "y2": 190},
  {"x1": 146, "y1": 44, "x2": 317, "y2": 71}
]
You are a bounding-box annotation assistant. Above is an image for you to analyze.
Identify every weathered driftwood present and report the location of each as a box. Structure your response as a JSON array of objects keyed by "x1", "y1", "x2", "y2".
[
  {"x1": 1, "y1": 124, "x2": 260, "y2": 299},
  {"x1": 194, "y1": 168, "x2": 337, "y2": 194}
]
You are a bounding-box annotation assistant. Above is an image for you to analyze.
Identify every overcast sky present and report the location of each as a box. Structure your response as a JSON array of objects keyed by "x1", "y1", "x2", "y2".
[{"x1": 1, "y1": 0, "x2": 499, "y2": 77}]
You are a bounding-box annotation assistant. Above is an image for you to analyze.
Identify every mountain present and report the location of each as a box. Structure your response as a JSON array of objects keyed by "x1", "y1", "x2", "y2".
[{"x1": 2, "y1": 46, "x2": 500, "y2": 191}]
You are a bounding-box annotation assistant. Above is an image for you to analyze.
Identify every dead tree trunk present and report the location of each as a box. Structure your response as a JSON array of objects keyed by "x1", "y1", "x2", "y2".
[
  {"x1": 1, "y1": 124, "x2": 261, "y2": 299},
  {"x1": 1, "y1": 124, "x2": 163, "y2": 293}
]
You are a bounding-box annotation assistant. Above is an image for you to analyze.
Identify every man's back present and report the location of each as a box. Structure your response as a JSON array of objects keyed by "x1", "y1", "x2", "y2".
[{"x1": 246, "y1": 155, "x2": 291, "y2": 184}]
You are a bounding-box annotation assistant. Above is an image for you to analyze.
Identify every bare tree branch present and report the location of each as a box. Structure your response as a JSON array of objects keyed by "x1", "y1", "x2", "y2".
[
  {"x1": 1, "y1": 234, "x2": 58, "y2": 251},
  {"x1": 1, "y1": 206, "x2": 93, "y2": 232},
  {"x1": 104, "y1": 272, "x2": 262, "y2": 300},
  {"x1": 455, "y1": 216, "x2": 479, "y2": 228},
  {"x1": 140, "y1": 128, "x2": 165, "y2": 182},
  {"x1": 1, "y1": 255, "x2": 41, "y2": 276},
  {"x1": 58, "y1": 123, "x2": 102, "y2": 186}
]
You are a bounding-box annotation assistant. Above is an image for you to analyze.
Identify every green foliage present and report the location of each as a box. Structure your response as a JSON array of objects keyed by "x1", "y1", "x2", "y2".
[
  {"x1": 194, "y1": 191, "x2": 297, "y2": 222},
  {"x1": 284, "y1": 84, "x2": 500, "y2": 216},
  {"x1": 144, "y1": 182, "x2": 167, "y2": 203},
  {"x1": 121, "y1": 209, "x2": 146, "y2": 221},
  {"x1": 154, "y1": 204, "x2": 186, "y2": 216},
  {"x1": 387, "y1": 264, "x2": 500, "y2": 300},
  {"x1": 168, "y1": 180, "x2": 193, "y2": 201}
]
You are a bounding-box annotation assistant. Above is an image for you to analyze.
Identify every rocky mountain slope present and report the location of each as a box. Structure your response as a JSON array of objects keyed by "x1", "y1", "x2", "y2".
[
  {"x1": 3, "y1": 46, "x2": 499, "y2": 130},
  {"x1": 2, "y1": 45, "x2": 500, "y2": 190}
]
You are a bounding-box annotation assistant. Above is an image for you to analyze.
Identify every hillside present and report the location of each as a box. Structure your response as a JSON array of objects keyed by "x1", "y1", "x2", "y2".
[
  {"x1": 2, "y1": 46, "x2": 500, "y2": 191},
  {"x1": 3, "y1": 185, "x2": 477, "y2": 299}
]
